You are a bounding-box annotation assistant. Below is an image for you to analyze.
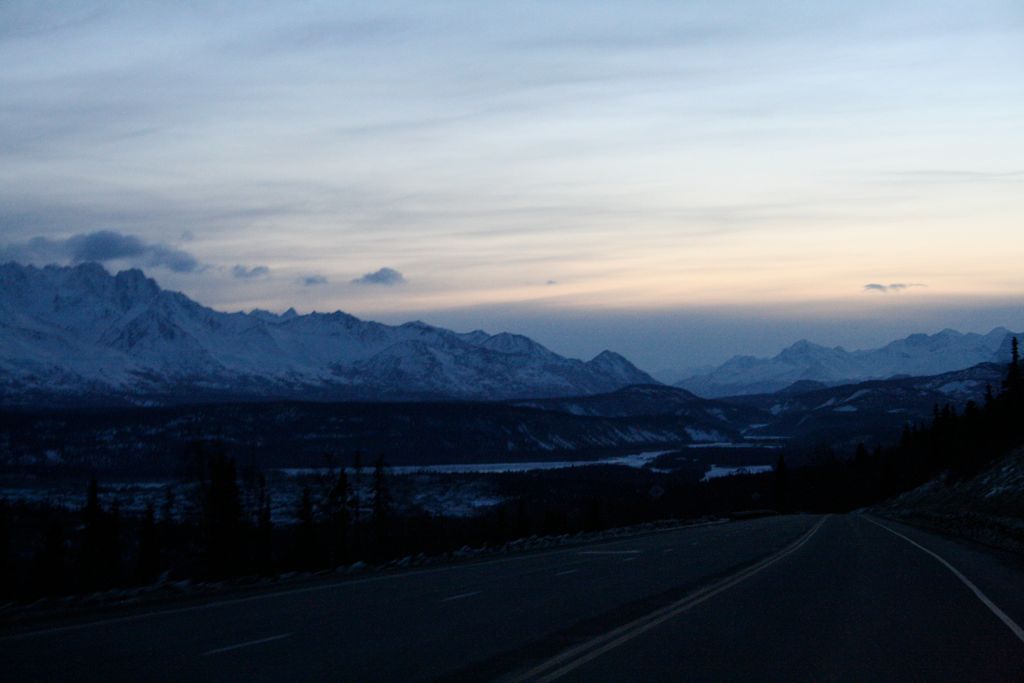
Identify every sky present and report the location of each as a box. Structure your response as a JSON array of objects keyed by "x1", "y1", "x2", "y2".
[{"x1": 2, "y1": 1, "x2": 1023, "y2": 377}]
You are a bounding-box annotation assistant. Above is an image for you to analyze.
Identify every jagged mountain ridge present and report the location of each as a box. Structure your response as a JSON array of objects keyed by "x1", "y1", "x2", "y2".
[
  {"x1": 0, "y1": 262, "x2": 657, "y2": 404},
  {"x1": 722, "y1": 362, "x2": 1007, "y2": 447},
  {"x1": 510, "y1": 384, "x2": 763, "y2": 439},
  {"x1": 677, "y1": 327, "x2": 1020, "y2": 398}
]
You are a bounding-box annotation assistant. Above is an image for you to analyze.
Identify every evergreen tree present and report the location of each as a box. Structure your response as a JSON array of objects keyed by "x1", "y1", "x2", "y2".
[
  {"x1": 1005, "y1": 336, "x2": 1021, "y2": 394},
  {"x1": 197, "y1": 443, "x2": 243, "y2": 578},
  {"x1": 254, "y1": 473, "x2": 273, "y2": 574},
  {"x1": 80, "y1": 478, "x2": 103, "y2": 591},
  {"x1": 773, "y1": 453, "x2": 789, "y2": 513},
  {"x1": 372, "y1": 455, "x2": 392, "y2": 557},
  {"x1": 372, "y1": 455, "x2": 391, "y2": 525},
  {"x1": 350, "y1": 451, "x2": 364, "y2": 554},
  {"x1": 33, "y1": 513, "x2": 66, "y2": 596},
  {"x1": 296, "y1": 486, "x2": 316, "y2": 569},
  {"x1": 324, "y1": 467, "x2": 349, "y2": 566},
  {"x1": 0, "y1": 499, "x2": 10, "y2": 600},
  {"x1": 104, "y1": 500, "x2": 122, "y2": 586},
  {"x1": 137, "y1": 504, "x2": 160, "y2": 584},
  {"x1": 159, "y1": 485, "x2": 176, "y2": 526}
]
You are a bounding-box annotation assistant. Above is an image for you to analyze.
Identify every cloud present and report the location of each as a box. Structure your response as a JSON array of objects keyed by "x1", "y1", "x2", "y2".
[
  {"x1": 881, "y1": 170, "x2": 1024, "y2": 185},
  {"x1": 352, "y1": 267, "x2": 406, "y2": 286},
  {"x1": 546, "y1": 280, "x2": 558, "y2": 285},
  {"x1": 232, "y1": 264, "x2": 270, "y2": 279},
  {"x1": 0, "y1": 230, "x2": 200, "y2": 272},
  {"x1": 863, "y1": 282, "x2": 926, "y2": 293},
  {"x1": 301, "y1": 274, "x2": 328, "y2": 286}
]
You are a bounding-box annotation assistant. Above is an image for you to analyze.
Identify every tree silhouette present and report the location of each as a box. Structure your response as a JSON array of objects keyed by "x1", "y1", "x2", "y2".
[
  {"x1": 773, "y1": 453, "x2": 789, "y2": 513},
  {"x1": 80, "y1": 478, "x2": 103, "y2": 591},
  {"x1": 296, "y1": 486, "x2": 317, "y2": 570},
  {"x1": 194, "y1": 442, "x2": 243, "y2": 578},
  {"x1": 1005, "y1": 336, "x2": 1021, "y2": 395},
  {"x1": 0, "y1": 500, "x2": 11, "y2": 600},
  {"x1": 372, "y1": 455, "x2": 391, "y2": 525},
  {"x1": 350, "y1": 451, "x2": 364, "y2": 554},
  {"x1": 372, "y1": 455, "x2": 393, "y2": 557},
  {"x1": 324, "y1": 467, "x2": 349, "y2": 566},
  {"x1": 137, "y1": 504, "x2": 160, "y2": 584},
  {"x1": 254, "y1": 472, "x2": 273, "y2": 574},
  {"x1": 33, "y1": 513, "x2": 66, "y2": 596}
]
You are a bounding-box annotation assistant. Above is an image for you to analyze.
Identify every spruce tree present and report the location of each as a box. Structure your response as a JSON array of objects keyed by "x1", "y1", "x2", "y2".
[
  {"x1": 137, "y1": 504, "x2": 160, "y2": 584},
  {"x1": 773, "y1": 453, "x2": 789, "y2": 513},
  {"x1": 199, "y1": 444, "x2": 242, "y2": 578},
  {"x1": 254, "y1": 473, "x2": 273, "y2": 574},
  {"x1": 33, "y1": 514, "x2": 66, "y2": 596},
  {"x1": 1006, "y1": 337, "x2": 1021, "y2": 394},
  {"x1": 296, "y1": 486, "x2": 316, "y2": 569},
  {"x1": 325, "y1": 467, "x2": 349, "y2": 566},
  {"x1": 80, "y1": 478, "x2": 102, "y2": 591},
  {"x1": 372, "y1": 455, "x2": 392, "y2": 557},
  {"x1": 372, "y1": 455, "x2": 391, "y2": 525}
]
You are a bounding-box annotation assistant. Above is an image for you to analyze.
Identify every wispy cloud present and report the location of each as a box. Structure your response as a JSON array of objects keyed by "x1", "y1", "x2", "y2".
[
  {"x1": 0, "y1": 230, "x2": 200, "y2": 272},
  {"x1": 232, "y1": 264, "x2": 270, "y2": 279},
  {"x1": 880, "y1": 170, "x2": 1024, "y2": 185},
  {"x1": 301, "y1": 274, "x2": 328, "y2": 286},
  {"x1": 863, "y1": 282, "x2": 926, "y2": 293},
  {"x1": 352, "y1": 267, "x2": 406, "y2": 286}
]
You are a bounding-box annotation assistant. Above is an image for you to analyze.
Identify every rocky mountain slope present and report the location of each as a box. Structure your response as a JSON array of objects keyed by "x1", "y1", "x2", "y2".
[
  {"x1": 723, "y1": 362, "x2": 1006, "y2": 448},
  {"x1": 511, "y1": 384, "x2": 763, "y2": 439},
  {"x1": 878, "y1": 447, "x2": 1024, "y2": 553}
]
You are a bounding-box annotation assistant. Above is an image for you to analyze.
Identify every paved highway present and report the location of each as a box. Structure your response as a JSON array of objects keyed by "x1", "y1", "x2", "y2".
[{"x1": 2, "y1": 514, "x2": 1023, "y2": 681}]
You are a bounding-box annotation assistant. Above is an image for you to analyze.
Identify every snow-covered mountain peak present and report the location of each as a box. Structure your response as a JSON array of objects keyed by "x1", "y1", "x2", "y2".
[
  {"x1": 0, "y1": 261, "x2": 659, "y2": 404},
  {"x1": 586, "y1": 350, "x2": 657, "y2": 385}
]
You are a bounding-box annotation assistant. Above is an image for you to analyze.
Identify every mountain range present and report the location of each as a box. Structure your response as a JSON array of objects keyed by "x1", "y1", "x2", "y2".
[
  {"x1": 0, "y1": 262, "x2": 655, "y2": 405},
  {"x1": 677, "y1": 328, "x2": 1019, "y2": 398}
]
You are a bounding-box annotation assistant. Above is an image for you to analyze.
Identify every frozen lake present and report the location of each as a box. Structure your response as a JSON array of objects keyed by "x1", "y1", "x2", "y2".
[{"x1": 280, "y1": 450, "x2": 674, "y2": 476}]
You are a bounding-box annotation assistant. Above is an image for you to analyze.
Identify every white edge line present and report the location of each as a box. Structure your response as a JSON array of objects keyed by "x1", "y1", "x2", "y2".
[
  {"x1": 202, "y1": 632, "x2": 292, "y2": 656},
  {"x1": 440, "y1": 591, "x2": 481, "y2": 602},
  {"x1": 513, "y1": 515, "x2": 830, "y2": 683},
  {"x1": 578, "y1": 550, "x2": 641, "y2": 555},
  {"x1": 864, "y1": 515, "x2": 1024, "y2": 645}
]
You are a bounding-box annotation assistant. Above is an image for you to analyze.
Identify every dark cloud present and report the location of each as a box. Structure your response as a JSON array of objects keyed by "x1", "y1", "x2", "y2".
[
  {"x1": 352, "y1": 267, "x2": 406, "y2": 286},
  {"x1": 0, "y1": 230, "x2": 200, "y2": 272},
  {"x1": 232, "y1": 264, "x2": 270, "y2": 279},
  {"x1": 301, "y1": 274, "x2": 328, "y2": 286},
  {"x1": 864, "y1": 282, "x2": 926, "y2": 293},
  {"x1": 546, "y1": 279, "x2": 558, "y2": 285}
]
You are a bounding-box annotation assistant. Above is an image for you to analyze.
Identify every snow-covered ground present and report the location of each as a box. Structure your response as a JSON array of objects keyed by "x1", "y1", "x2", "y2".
[
  {"x1": 701, "y1": 465, "x2": 775, "y2": 481},
  {"x1": 685, "y1": 442, "x2": 783, "y2": 449},
  {"x1": 279, "y1": 450, "x2": 673, "y2": 476}
]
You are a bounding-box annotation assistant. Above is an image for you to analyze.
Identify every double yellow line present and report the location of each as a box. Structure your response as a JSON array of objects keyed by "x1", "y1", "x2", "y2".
[{"x1": 505, "y1": 515, "x2": 831, "y2": 683}]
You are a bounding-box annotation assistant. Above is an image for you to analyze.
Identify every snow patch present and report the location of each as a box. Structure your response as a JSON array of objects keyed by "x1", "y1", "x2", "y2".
[{"x1": 702, "y1": 465, "x2": 774, "y2": 481}]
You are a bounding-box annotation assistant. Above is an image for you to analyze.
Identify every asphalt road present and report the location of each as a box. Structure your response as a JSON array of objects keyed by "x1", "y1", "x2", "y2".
[{"x1": 2, "y1": 514, "x2": 1023, "y2": 681}]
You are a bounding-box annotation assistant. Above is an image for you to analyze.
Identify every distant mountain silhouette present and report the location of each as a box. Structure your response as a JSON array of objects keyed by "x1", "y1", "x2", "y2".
[{"x1": 677, "y1": 328, "x2": 1019, "y2": 397}]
